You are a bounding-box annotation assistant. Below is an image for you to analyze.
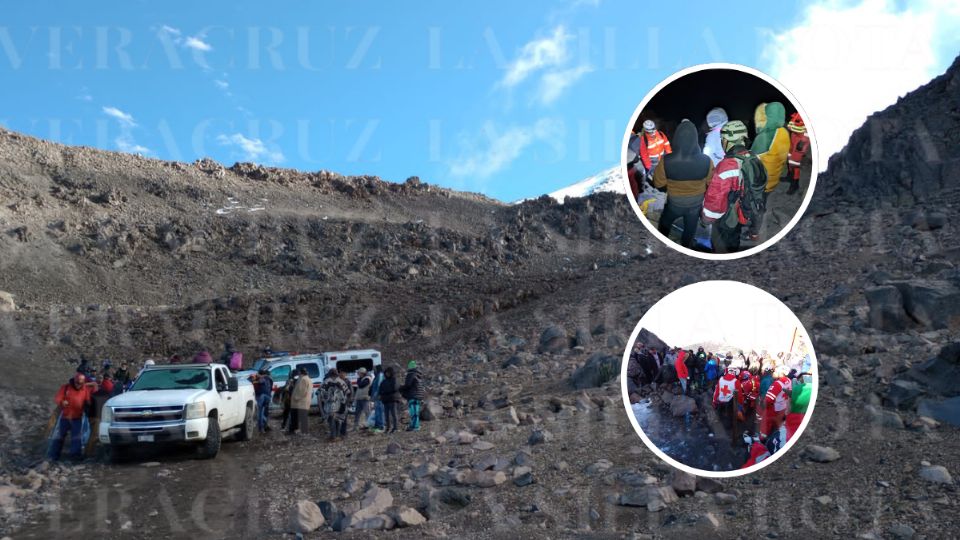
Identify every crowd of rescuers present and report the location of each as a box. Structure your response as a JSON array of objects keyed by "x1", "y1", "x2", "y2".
[
  {"x1": 46, "y1": 343, "x2": 428, "y2": 461},
  {"x1": 627, "y1": 105, "x2": 809, "y2": 253},
  {"x1": 627, "y1": 343, "x2": 813, "y2": 468}
]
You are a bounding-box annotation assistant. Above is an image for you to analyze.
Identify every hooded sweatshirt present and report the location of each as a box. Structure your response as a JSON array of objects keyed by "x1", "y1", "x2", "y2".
[
  {"x1": 750, "y1": 102, "x2": 790, "y2": 191},
  {"x1": 652, "y1": 120, "x2": 714, "y2": 204},
  {"x1": 703, "y1": 107, "x2": 729, "y2": 165}
]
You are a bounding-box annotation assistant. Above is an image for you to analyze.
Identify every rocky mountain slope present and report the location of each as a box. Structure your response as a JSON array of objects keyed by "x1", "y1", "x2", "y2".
[{"x1": 1, "y1": 57, "x2": 960, "y2": 539}]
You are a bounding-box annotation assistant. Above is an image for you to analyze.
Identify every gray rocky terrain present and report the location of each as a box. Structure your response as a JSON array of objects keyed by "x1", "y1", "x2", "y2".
[{"x1": 0, "y1": 56, "x2": 959, "y2": 540}]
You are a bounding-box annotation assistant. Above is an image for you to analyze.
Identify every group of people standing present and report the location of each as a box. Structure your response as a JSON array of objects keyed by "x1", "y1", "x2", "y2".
[
  {"x1": 269, "y1": 360, "x2": 427, "y2": 439},
  {"x1": 627, "y1": 104, "x2": 810, "y2": 252},
  {"x1": 627, "y1": 343, "x2": 812, "y2": 467}
]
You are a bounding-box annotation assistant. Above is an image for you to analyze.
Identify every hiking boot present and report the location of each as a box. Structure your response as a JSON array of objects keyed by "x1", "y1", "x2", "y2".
[
  {"x1": 786, "y1": 180, "x2": 799, "y2": 195},
  {"x1": 370, "y1": 428, "x2": 383, "y2": 434}
]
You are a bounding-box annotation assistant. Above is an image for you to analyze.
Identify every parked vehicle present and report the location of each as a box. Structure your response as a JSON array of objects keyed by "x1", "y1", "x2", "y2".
[
  {"x1": 99, "y1": 363, "x2": 256, "y2": 462},
  {"x1": 326, "y1": 349, "x2": 382, "y2": 386},
  {"x1": 237, "y1": 354, "x2": 325, "y2": 408}
]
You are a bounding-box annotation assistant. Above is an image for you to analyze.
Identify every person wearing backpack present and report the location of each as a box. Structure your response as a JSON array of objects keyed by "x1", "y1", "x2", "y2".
[
  {"x1": 379, "y1": 366, "x2": 402, "y2": 433},
  {"x1": 399, "y1": 360, "x2": 425, "y2": 432},
  {"x1": 748, "y1": 102, "x2": 790, "y2": 240},
  {"x1": 652, "y1": 119, "x2": 715, "y2": 249},
  {"x1": 352, "y1": 368, "x2": 373, "y2": 432},
  {"x1": 704, "y1": 353, "x2": 719, "y2": 386},
  {"x1": 321, "y1": 369, "x2": 351, "y2": 440},
  {"x1": 701, "y1": 120, "x2": 766, "y2": 253},
  {"x1": 693, "y1": 347, "x2": 707, "y2": 393}
]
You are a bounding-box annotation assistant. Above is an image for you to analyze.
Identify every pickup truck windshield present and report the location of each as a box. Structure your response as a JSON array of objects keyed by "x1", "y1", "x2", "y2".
[{"x1": 131, "y1": 369, "x2": 211, "y2": 391}]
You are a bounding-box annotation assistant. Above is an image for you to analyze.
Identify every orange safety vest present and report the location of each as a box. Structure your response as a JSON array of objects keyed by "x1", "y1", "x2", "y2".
[{"x1": 639, "y1": 130, "x2": 672, "y2": 170}]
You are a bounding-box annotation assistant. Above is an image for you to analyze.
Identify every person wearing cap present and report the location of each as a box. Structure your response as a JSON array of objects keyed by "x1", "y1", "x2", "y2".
[
  {"x1": 652, "y1": 119, "x2": 715, "y2": 249},
  {"x1": 637, "y1": 119, "x2": 672, "y2": 182},
  {"x1": 352, "y1": 367, "x2": 374, "y2": 432},
  {"x1": 785, "y1": 112, "x2": 809, "y2": 195},
  {"x1": 702, "y1": 107, "x2": 729, "y2": 165},
  {"x1": 48, "y1": 373, "x2": 96, "y2": 461},
  {"x1": 399, "y1": 360, "x2": 425, "y2": 431}
]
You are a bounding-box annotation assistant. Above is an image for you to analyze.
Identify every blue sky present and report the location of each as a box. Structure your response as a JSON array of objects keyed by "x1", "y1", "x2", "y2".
[{"x1": 1, "y1": 0, "x2": 958, "y2": 201}]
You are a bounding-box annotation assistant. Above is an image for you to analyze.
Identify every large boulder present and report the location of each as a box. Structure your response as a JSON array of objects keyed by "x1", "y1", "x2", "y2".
[
  {"x1": 538, "y1": 325, "x2": 568, "y2": 353},
  {"x1": 865, "y1": 286, "x2": 911, "y2": 331},
  {"x1": 637, "y1": 328, "x2": 669, "y2": 351},
  {"x1": 289, "y1": 500, "x2": 325, "y2": 533},
  {"x1": 670, "y1": 395, "x2": 697, "y2": 417},
  {"x1": 872, "y1": 280, "x2": 960, "y2": 330},
  {"x1": 0, "y1": 291, "x2": 14, "y2": 312},
  {"x1": 884, "y1": 380, "x2": 925, "y2": 410},
  {"x1": 569, "y1": 353, "x2": 620, "y2": 389},
  {"x1": 420, "y1": 398, "x2": 443, "y2": 421},
  {"x1": 917, "y1": 397, "x2": 960, "y2": 427},
  {"x1": 352, "y1": 487, "x2": 393, "y2": 522}
]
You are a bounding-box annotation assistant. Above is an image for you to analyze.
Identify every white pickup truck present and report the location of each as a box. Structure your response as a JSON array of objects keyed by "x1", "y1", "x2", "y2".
[{"x1": 99, "y1": 363, "x2": 257, "y2": 461}]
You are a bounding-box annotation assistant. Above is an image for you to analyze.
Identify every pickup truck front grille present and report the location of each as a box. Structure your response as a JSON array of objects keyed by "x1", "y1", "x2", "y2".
[{"x1": 112, "y1": 405, "x2": 184, "y2": 423}]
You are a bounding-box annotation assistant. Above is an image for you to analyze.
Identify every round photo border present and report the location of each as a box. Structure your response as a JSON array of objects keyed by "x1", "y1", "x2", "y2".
[
  {"x1": 620, "y1": 62, "x2": 820, "y2": 261},
  {"x1": 619, "y1": 280, "x2": 820, "y2": 478}
]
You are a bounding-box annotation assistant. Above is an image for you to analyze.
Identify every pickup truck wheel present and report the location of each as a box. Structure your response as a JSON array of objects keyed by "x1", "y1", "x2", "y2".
[
  {"x1": 198, "y1": 415, "x2": 221, "y2": 459},
  {"x1": 239, "y1": 403, "x2": 256, "y2": 442}
]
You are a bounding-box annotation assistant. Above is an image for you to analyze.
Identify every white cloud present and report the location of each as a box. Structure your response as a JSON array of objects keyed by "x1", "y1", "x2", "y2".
[
  {"x1": 184, "y1": 36, "x2": 212, "y2": 52},
  {"x1": 538, "y1": 64, "x2": 593, "y2": 105},
  {"x1": 501, "y1": 26, "x2": 572, "y2": 88},
  {"x1": 102, "y1": 106, "x2": 136, "y2": 127},
  {"x1": 763, "y1": 0, "x2": 960, "y2": 169},
  {"x1": 158, "y1": 25, "x2": 213, "y2": 53},
  {"x1": 216, "y1": 133, "x2": 285, "y2": 164},
  {"x1": 115, "y1": 133, "x2": 151, "y2": 155},
  {"x1": 214, "y1": 79, "x2": 229, "y2": 90},
  {"x1": 449, "y1": 119, "x2": 560, "y2": 179}
]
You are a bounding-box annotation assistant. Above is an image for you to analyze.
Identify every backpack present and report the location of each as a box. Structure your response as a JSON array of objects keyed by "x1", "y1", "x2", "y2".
[
  {"x1": 228, "y1": 352, "x2": 243, "y2": 371},
  {"x1": 731, "y1": 151, "x2": 768, "y2": 224},
  {"x1": 320, "y1": 380, "x2": 347, "y2": 416}
]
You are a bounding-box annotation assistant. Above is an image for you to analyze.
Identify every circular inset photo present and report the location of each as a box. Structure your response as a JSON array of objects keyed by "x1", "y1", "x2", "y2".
[
  {"x1": 622, "y1": 63, "x2": 817, "y2": 259},
  {"x1": 621, "y1": 281, "x2": 818, "y2": 477}
]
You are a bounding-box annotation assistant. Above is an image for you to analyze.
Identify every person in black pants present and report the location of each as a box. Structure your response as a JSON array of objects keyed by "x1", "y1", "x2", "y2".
[
  {"x1": 378, "y1": 366, "x2": 402, "y2": 433},
  {"x1": 652, "y1": 119, "x2": 715, "y2": 249}
]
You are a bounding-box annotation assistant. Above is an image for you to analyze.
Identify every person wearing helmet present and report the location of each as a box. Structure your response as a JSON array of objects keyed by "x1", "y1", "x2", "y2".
[
  {"x1": 702, "y1": 107, "x2": 729, "y2": 165},
  {"x1": 638, "y1": 119, "x2": 672, "y2": 183},
  {"x1": 651, "y1": 119, "x2": 714, "y2": 249},
  {"x1": 786, "y1": 112, "x2": 810, "y2": 195},
  {"x1": 713, "y1": 365, "x2": 741, "y2": 435},
  {"x1": 760, "y1": 366, "x2": 793, "y2": 439},
  {"x1": 701, "y1": 119, "x2": 766, "y2": 253}
]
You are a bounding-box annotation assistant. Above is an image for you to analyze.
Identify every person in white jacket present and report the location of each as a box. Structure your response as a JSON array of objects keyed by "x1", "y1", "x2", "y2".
[{"x1": 703, "y1": 107, "x2": 729, "y2": 165}]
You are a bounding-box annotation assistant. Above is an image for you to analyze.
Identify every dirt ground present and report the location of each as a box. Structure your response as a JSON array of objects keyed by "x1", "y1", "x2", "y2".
[{"x1": 1, "y1": 125, "x2": 959, "y2": 539}]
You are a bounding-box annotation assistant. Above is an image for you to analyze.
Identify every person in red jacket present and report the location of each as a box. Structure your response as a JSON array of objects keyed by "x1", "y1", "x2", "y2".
[
  {"x1": 737, "y1": 369, "x2": 759, "y2": 423},
  {"x1": 48, "y1": 373, "x2": 95, "y2": 461},
  {"x1": 740, "y1": 433, "x2": 771, "y2": 468},
  {"x1": 760, "y1": 368, "x2": 793, "y2": 439},
  {"x1": 674, "y1": 348, "x2": 689, "y2": 395},
  {"x1": 785, "y1": 113, "x2": 810, "y2": 195},
  {"x1": 713, "y1": 367, "x2": 741, "y2": 436}
]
